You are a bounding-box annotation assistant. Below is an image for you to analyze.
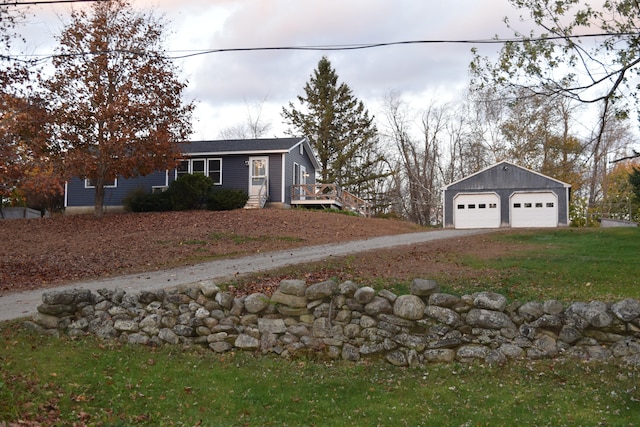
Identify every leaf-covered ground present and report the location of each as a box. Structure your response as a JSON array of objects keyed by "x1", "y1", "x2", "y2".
[{"x1": 0, "y1": 209, "x2": 417, "y2": 293}]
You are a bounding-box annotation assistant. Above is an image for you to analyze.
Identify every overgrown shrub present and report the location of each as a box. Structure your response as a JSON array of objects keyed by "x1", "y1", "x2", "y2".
[
  {"x1": 207, "y1": 188, "x2": 249, "y2": 211},
  {"x1": 168, "y1": 173, "x2": 214, "y2": 211}
]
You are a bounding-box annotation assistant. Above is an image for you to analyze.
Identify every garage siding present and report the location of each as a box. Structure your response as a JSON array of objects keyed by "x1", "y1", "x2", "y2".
[{"x1": 442, "y1": 161, "x2": 570, "y2": 229}]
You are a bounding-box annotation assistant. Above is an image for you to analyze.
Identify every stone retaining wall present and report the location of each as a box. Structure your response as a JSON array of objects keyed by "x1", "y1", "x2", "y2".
[{"x1": 26, "y1": 279, "x2": 640, "y2": 366}]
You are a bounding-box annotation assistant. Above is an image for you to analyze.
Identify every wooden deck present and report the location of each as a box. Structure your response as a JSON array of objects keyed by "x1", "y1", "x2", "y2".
[{"x1": 291, "y1": 184, "x2": 370, "y2": 216}]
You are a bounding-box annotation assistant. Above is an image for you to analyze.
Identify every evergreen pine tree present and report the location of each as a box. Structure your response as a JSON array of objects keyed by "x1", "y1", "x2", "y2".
[{"x1": 282, "y1": 57, "x2": 386, "y2": 198}]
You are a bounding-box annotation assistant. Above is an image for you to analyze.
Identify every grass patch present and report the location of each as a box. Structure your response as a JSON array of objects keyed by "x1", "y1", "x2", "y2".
[
  {"x1": 2, "y1": 321, "x2": 639, "y2": 426},
  {"x1": 457, "y1": 228, "x2": 640, "y2": 302},
  {"x1": 209, "y1": 232, "x2": 303, "y2": 245}
]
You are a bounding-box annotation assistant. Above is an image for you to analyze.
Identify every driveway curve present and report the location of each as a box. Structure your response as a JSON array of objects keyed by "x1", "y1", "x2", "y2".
[{"x1": 0, "y1": 228, "x2": 492, "y2": 322}]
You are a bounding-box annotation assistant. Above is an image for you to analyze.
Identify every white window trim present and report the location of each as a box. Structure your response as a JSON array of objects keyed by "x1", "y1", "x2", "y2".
[
  {"x1": 175, "y1": 158, "x2": 223, "y2": 185},
  {"x1": 84, "y1": 178, "x2": 117, "y2": 189}
]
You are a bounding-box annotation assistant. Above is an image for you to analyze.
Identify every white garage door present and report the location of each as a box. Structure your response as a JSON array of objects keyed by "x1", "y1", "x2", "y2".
[
  {"x1": 510, "y1": 192, "x2": 558, "y2": 228},
  {"x1": 453, "y1": 193, "x2": 500, "y2": 229}
]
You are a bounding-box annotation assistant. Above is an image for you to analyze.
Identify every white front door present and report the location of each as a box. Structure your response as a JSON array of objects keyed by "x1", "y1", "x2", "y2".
[{"x1": 249, "y1": 156, "x2": 268, "y2": 197}]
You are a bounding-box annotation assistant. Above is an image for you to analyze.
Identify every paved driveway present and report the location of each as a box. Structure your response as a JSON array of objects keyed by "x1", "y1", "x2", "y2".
[{"x1": 0, "y1": 228, "x2": 492, "y2": 322}]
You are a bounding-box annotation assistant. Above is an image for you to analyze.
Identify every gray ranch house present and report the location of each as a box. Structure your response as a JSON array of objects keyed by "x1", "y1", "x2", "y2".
[
  {"x1": 442, "y1": 160, "x2": 571, "y2": 229},
  {"x1": 64, "y1": 137, "x2": 321, "y2": 214}
]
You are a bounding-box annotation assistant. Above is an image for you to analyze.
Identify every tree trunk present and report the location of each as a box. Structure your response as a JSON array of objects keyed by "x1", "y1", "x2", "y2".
[{"x1": 94, "y1": 179, "x2": 105, "y2": 217}]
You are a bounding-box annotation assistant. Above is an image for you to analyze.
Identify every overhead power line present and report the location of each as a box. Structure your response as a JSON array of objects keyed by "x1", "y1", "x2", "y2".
[
  {"x1": 1, "y1": 0, "x2": 108, "y2": 6},
  {"x1": 4, "y1": 32, "x2": 640, "y2": 64}
]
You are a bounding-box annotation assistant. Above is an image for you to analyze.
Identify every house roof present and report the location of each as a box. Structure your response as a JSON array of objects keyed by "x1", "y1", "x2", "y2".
[
  {"x1": 442, "y1": 160, "x2": 571, "y2": 190},
  {"x1": 179, "y1": 137, "x2": 320, "y2": 169}
]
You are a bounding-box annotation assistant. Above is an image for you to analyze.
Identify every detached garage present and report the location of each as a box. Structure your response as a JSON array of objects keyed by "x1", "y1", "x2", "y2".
[{"x1": 443, "y1": 161, "x2": 571, "y2": 229}]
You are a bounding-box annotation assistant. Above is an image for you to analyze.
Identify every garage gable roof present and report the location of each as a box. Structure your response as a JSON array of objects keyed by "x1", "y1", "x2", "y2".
[{"x1": 443, "y1": 160, "x2": 571, "y2": 190}]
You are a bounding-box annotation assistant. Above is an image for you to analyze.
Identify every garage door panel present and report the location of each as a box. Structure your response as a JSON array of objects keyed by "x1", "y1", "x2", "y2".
[
  {"x1": 510, "y1": 192, "x2": 557, "y2": 228},
  {"x1": 454, "y1": 193, "x2": 500, "y2": 229}
]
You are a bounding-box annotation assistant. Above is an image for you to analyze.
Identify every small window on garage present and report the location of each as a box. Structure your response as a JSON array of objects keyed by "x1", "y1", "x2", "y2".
[
  {"x1": 457, "y1": 204, "x2": 465, "y2": 209},
  {"x1": 479, "y1": 204, "x2": 486, "y2": 209},
  {"x1": 513, "y1": 203, "x2": 521, "y2": 208},
  {"x1": 489, "y1": 203, "x2": 497, "y2": 208},
  {"x1": 536, "y1": 202, "x2": 543, "y2": 208},
  {"x1": 468, "y1": 204, "x2": 476, "y2": 209},
  {"x1": 546, "y1": 202, "x2": 554, "y2": 208},
  {"x1": 524, "y1": 203, "x2": 532, "y2": 208}
]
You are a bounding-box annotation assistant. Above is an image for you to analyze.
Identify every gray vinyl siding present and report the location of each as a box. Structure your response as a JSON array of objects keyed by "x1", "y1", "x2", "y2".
[
  {"x1": 65, "y1": 172, "x2": 167, "y2": 208},
  {"x1": 284, "y1": 143, "x2": 316, "y2": 204},
  {"x1": 443, "y1": 162, "x2": 570, "y2": 228}
]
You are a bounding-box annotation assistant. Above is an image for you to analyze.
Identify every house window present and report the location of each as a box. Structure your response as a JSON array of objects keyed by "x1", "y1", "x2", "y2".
[
  {"x1": 457, "y1": 204, "x2": 465, "y2": 209},
  {"x1": 513, "y1": 203, "x2": 521, "y2": 208},
  {"x1": 85, "y1": 178, "x2": 117, "y2": 188},
  {"x1": 208, "y1": 159, "x2": 222, "y2": 185},
  {"x1": 176, "y1": 158, "x2": 222, "y2": 185},
  {"x1": 176, "y1": 160, "x2": 189, "y2": 178}
]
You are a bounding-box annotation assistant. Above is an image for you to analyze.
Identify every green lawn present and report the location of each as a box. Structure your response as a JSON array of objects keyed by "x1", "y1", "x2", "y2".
[{"x1": 2, "y1": 227, "x2": 640, "y2": 425}]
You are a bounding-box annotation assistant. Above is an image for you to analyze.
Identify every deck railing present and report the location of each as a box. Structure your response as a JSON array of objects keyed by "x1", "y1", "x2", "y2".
[{"x1": 291, "y1": 184, "x2": 370, "y2": 216}]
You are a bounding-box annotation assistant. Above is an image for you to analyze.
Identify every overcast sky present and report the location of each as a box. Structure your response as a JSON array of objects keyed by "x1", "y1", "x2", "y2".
[{"x1": 18, "y1": 0, "x2": 523, "y2": 139}]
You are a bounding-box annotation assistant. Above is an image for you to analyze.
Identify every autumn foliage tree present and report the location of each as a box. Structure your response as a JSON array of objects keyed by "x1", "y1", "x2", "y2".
[
  {"x1": 45, "y1": 0, "x2": 193, "y2": 216},
  {"x1": 0, "y1": 4, "x2": 64, "y2": 216}
]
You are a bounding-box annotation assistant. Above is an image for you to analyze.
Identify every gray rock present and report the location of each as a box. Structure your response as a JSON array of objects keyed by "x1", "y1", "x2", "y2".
[
  {"x1": 517, "y1": 301, "x2": 544, "y2": 321},
  {"x1": 498, "y1": 343, "x2": 525, "y2": 359},
  {"x1": 244, "y1": 293, "x2": 270, "y2": 313},
  {"x1": 359, "y1": 315, "x2": 377, "y2": 329},
  {"x1": 173, "y1": 325, "x2": 194, "y2": 337},
  {"x1": 456, "y1": 344, "x2": 489, "y2": 360},
  {"x1": 95, "y1": 324, "x2": 119, "y2": 340},
  {"x1": 354, "y1": 287, "x2": 375, "y2": 304},
  {"x1": 258, "y1": 318, "x2": 287, "y2": 334},
  {"x1": 198, "y1": 281, "x2": 220, "y2": 297},
  {"x1": 235, "y1": 334, "x2": 259, "y2": 350},
  {"x1": 473, "y1": 292, "x2": 507, "y2": 312},
  {"x1": 270, "y1": 290, "x2": 308, "y2": 308},
  {"x1": 559, "y1": 325, "x2": 582, "y2": 344},
  {"x1": 393, "y1": 333, "x2": 426, "y2": 351},
  {"x1": 393, "y1": 295, "x2": 426, "y2": 320},
  {"x1": 305, "y1": 280, "x2": 337, "y2": 300},
  {"x1": 215, "y1": 292, "x2": 234, "y2": 309},
  {"x1": 428, "y1": 293, "x2": 460, "y2": 308},
  {"x1": 411, "y1": 279, "x2": 439, "y2": 297},
  {"x1": 33, "y1": 312, "x2": 61, "y2": 329},
  {"x1": 611, "y1": 298, "x2": 640, "y2": 322},
  {"x1": 359, "y1": 342, "x2": 385, "y2": 355},
  {"x1": 128, "y1": 333, "x2": 150, "y2": 345},
  {"x1": 378, "y1": 289, "x2": 397, "y2": 303},
  {"x1": 279, "y1": 279, "x2": 306, "y2": 296},
  {"x1": 486, "y1": 349, "x2": 508, "y2": 366},
  {"x1": 583, "y1": 301, "x2": 613, "y2": 328},
  {"x1": 424, "y1": 349, "x2": 456, "y2": 363},
  {"x1": 210, "y1": 341, "x2": 233, "y2": 352},
  {"x1": 466, "y1": 308, "x2": 516, "y2": 330},
  {"x1": 338, "y1": 281, "x2": 359, "y2": 297},
  {"x1": 386, "y1": 350, "x2": 408, "y2": 366},
  {"x1": 528, "y1": 335, "x2": 558, "y2": 359},
  {"x1": 341, "y1": 343, "x2": 360, "y2": 361},
  {"x1": 37, "y1": 304, "x2": 75, "y2": 316},
  {"x1": 114, "y1": 319, "x2": 139, "y2": 333},
  {"x1": 195, "y1": 307, "x2": 210, "y2": 319},
  {"x1": 543, "y1": 300, "x2": 564, "y2": 315},
  {"x1": 364, "y1": 297, "x2": 393, "y2": 316},
  {"x1": 42, "y1": 289, "x2": 93, "y2": 306},
  {"x1": 424, "y1": 306, "x2": 461, "y2": 326}
]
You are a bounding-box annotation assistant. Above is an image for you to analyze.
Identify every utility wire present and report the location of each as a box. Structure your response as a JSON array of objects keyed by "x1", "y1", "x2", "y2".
[
  {"x1": 4, "y1": 32, "x2": 640, "y2": 64},
  {"x1": 1, "y1": 0, "x2": 108, "y2": 6}
]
